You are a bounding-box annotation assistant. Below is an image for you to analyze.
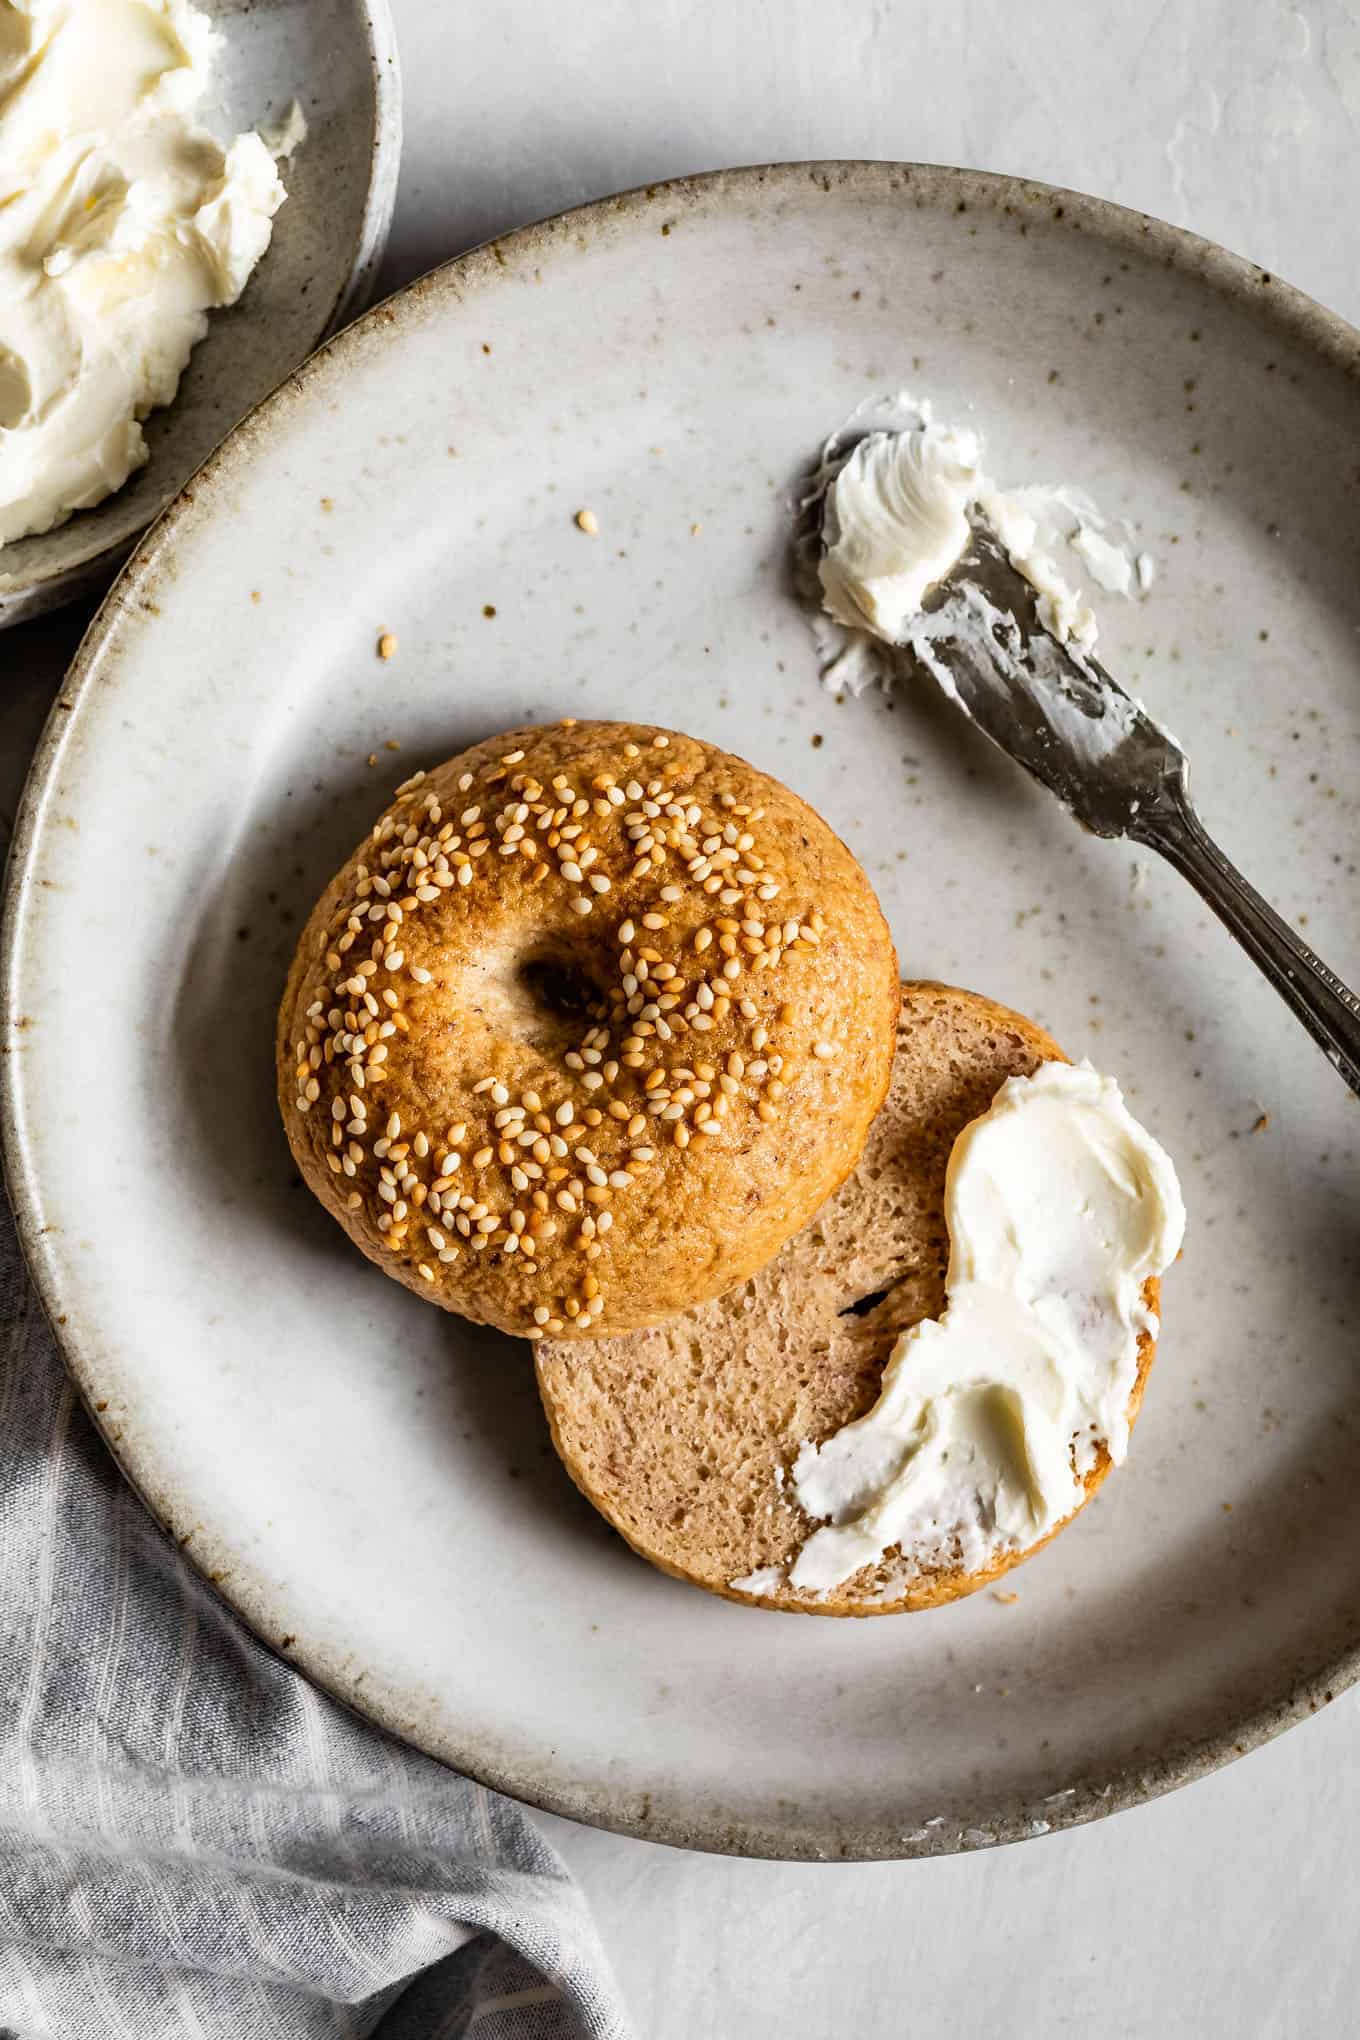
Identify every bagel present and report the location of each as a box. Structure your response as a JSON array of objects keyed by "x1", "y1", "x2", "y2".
[
  {"x1": 278, "y1": 721, "x2": 899, "y2": 1339},
  {"x1": 537, "y1": 982, "x2": 1181, "y2": 1610}
]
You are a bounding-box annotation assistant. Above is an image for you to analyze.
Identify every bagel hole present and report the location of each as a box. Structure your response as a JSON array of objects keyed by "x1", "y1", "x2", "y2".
[
  {"x1": 492, "y1": 943, "x2": 611, "y2": 1055},
  {"x1": 519, "y1": 954, "x2": 597, "y2": 1021}
]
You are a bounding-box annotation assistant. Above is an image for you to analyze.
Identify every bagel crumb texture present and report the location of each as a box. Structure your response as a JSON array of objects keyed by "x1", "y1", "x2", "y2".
[{"x1": 278, "y1": 721, "x2": 899, "y2": 1338}]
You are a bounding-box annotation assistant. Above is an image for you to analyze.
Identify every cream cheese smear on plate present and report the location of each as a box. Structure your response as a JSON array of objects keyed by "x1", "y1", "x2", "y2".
[{"x1": 0, "y1": 0, "x2": 304, "y2": 544}]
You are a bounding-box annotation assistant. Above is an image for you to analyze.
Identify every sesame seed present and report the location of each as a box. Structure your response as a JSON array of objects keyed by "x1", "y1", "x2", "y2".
[{"x1": 813, "y1": 1041, "x2": 837, "y2": 1060}]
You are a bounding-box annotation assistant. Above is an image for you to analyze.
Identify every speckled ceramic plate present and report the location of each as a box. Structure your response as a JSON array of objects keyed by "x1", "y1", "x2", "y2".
[
  {"x1": 0, "y1": 0, "x2": 402, "y2": 628},
  {"x1": 6, "y1": 164, "x2": 1360, "y2": 1860}
]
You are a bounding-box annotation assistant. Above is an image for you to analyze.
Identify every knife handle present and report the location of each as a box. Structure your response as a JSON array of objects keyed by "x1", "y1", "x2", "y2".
[{"x1": 1137, "y1": 789, "x2": 1360, "y2": 1098}]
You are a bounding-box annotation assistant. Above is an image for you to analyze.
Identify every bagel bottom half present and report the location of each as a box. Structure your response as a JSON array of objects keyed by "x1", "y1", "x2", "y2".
[{"x1": 535, "y1": 980, "x2": 1161, "y2": 1615}]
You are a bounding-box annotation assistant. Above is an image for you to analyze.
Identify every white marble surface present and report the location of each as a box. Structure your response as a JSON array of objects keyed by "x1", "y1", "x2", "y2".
[{"x1": 4, "y1": 2, "x2": 1358, "y2": 2033}]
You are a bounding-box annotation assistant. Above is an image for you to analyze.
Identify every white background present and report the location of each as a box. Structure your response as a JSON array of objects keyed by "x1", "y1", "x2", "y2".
[{"x1": 5, "y1": 3, "x2": 1356, "y2": 2033}]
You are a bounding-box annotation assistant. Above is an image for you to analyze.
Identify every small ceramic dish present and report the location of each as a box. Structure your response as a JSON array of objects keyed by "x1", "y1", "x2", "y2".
[{"x1": 0, "y1": 0, "x2": 402, "y2": 629}]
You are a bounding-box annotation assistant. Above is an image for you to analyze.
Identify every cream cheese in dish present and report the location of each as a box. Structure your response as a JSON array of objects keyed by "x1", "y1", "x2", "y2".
[
  {"x1": 776, "y1": 1060, "x2": 1184, "y2": 1596},
  {"x1": 0, "y1": 0, "x2": 303, "y2": 545}
]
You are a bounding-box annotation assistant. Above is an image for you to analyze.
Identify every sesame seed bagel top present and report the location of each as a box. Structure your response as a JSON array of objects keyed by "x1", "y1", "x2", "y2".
[{"x1": 277, "y1": 721, "x2": 900, "y2": 1339}]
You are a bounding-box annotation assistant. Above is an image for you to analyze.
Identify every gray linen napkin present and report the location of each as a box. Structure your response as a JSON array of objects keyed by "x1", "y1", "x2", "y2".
[{"x1": 0, "y1": 1208, "x2": 633, "y2": 2039}]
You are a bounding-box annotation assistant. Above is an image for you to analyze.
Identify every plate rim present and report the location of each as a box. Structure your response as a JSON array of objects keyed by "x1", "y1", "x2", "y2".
[
  {"x1": 0, "y1": 0, "x2": 404, "y2": 628},
  {"x1": 5, "y1": 158, "x2": 1360, "y2": 1861}
]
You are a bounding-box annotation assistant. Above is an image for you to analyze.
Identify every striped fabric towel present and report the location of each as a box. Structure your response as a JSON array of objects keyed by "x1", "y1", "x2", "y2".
[{"x1": 0, "y1": 1206, "x2": 633, "y2": 2040}]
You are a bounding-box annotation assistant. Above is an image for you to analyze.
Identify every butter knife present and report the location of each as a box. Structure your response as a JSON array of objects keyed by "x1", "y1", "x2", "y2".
[{"x1": 846, "y1": 518, "x2": 1360, "y2": 1097}]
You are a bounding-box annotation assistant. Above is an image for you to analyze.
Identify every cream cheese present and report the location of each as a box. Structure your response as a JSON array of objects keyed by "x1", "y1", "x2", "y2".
[
  {"x1": 0, "y1": 0, "x2": 302, "y2": 545},
  {"x1": 818, "y1": 422, "x2": 982, "y2": 644},
  {"x1": 784, "y1": 1061, "x2": 1184, "y2": 1595},
  {"x1": 814, "y1": 398, "x2": 1150, "y2": 676},
  {"x1": 1071, "y1": 522, "x2": 1136, "y2": 596}
]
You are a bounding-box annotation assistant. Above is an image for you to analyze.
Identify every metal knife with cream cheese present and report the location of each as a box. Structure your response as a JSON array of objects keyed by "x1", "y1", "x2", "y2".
[{"x1": 811, "y1": 399, "x2": 1360, "y2": 1098}]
